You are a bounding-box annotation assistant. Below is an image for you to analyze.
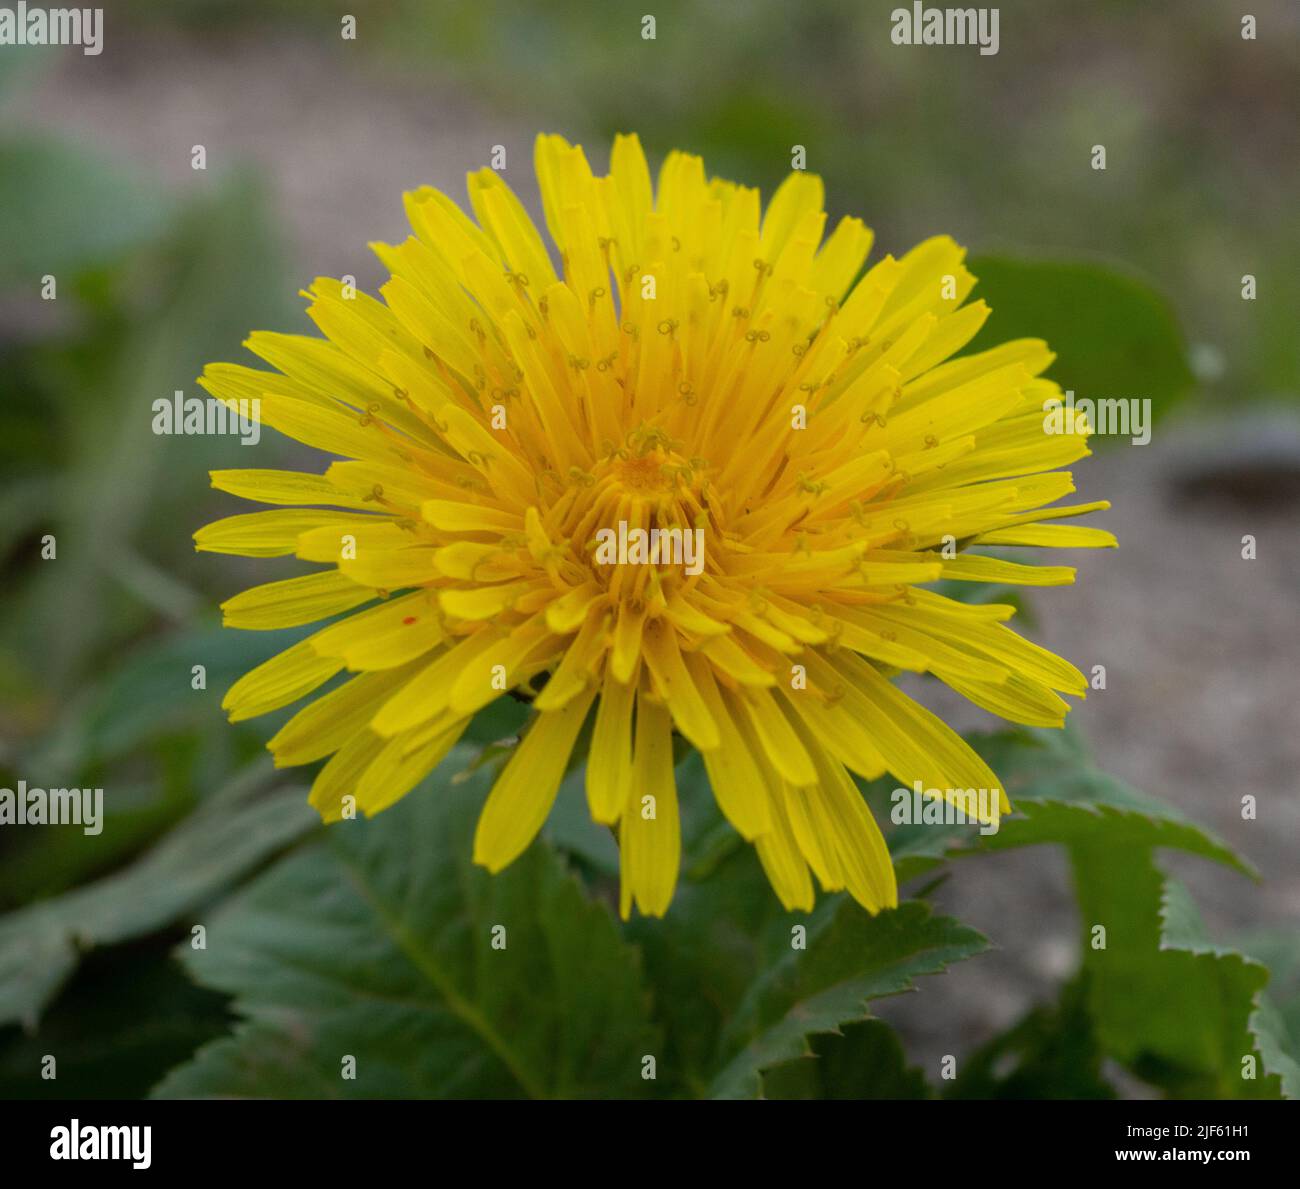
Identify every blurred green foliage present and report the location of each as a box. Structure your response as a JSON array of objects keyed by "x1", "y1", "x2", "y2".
[
  {"x1": 366, "y1": 0, "x2": 1298, "y2": 403},
  {"x1": 0, "y1": 73, "x2": 312, "y2": 1096}
]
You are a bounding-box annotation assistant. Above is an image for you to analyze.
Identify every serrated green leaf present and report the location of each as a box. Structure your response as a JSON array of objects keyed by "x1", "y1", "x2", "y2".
[
  {"x1": 152, "y1": 751, "x2": 659, "y2": 1099},
  {"x1": 1248, "y1": 995, "x2": 1300, "y2": 1102},
  {"x1": 1158, "y1": 879, "x2": 1300, "y2": 1100},
  {"x1": 1073, "y1": 847, "x2": 1292, "y2": 1099},
  {"x1": 1234, "y1": 928, "x2": 1300, "y2": 1070},
  {"x1": 761, "y1": 1019, "x2": 931, "y2": 1100},
  {"x1": 0, "y1": 763, "x2": 315, "y2": 1030},
  {"x1": 708, "y1": 899, "x2": 987, "y2": 1099}
]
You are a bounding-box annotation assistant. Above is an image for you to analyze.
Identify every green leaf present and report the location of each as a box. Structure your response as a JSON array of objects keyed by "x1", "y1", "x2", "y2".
[
  {"x1": 708, "y1": 899, "x2": 987, "y2": 1099},
  {"x1": 1248, "y1": 995, "x2": 1300, "y2": 1102},
  {"x1": 622, "y1": 755, "x2": 984, "y2": 1098},
  {"x1": 966, "y1": 256, "x2": 1195, "y2": 437},
  {"x1": 761, "y1": 1019, "x2": 931, "y2": 1100},
  {"x1": 0, "y1": 779, "x2": 195, "y2": 911},
  {"x1": 152, "y1": 751, "x2": 659, "y2": 1099},
  {"x1": 1234, "y1": 927, "x2": 1300, "y2": 1066},
  {"x1": 626, "y1": 842, "x2": 802, "y2": 1095},
  {"x1": 886, "y1": 727, "x2": 1251, "y2": 880},
  {"x1": 1158, "y1": 879, "x2": 1299, "y2": 1100},
  {"x1": 880, "y1": 727, "x2": 1286, "y2": 1098},
  {"x1": 944, "y1": 975, "x2": 1116, "y2": 1099},
  {"x1": 1072, "y1": 846, "x2": 1294, "y2": 1099},
  {"x1": 0, "y1": 763, "x2": 315, "y2": 1030}
]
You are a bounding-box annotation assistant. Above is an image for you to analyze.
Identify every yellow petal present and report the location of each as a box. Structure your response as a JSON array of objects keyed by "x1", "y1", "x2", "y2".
[
  {"x1": 824, "y1": 649, "x2": 1010, "y2": 816},
  {"x1": 800, "y1": 734, "x2": 897, "y2": 911},
  {"x1": 978, "y1": 524, "x2": 1118, "y2": 549},
  {"x1": 448, "y1": 614, "x2": 557, "y2": 716},
  {"x1": 640, "y1": 616, "x2": 719, "y2": 751},
  {"x1": 270, "y1": 662, "x2": 423, "y2": 765},
  {"x1": 945, "y1": 671, "x2": 1070, "y2": 728},
  {"x1": 777, "y1": 671, "x2": 888, "y2": 782},
  {"x1": 220, "y1": 570, "x2": 374, "y2": 630},
  {"x1": 222, "y1": 638, "x2": 343, "y2": 722},
  {"x1": 205, "y1": 389, "x2": 406, "y2": 464},
  {"x1": 733, "y1": 688, "x2": 817, "y2": 786},
  {"x1": 338, "y1": 546, "x2": 442, "y2": 589},
  {"x1": 440, "y1": 581, "x2": 538, "y2": 622},
  {"x1": 354, "y1": 716, "x2": 470, "y2": 816},
  {"x1": 683, "y1": 653, "x2": 770, "y2": 839},
  {"x1": 759, "y1": 171, "x2": 825, "y2": 260},
  {"x1": 698, "y1": 634, "x2": 776, "y2": 688},
  {"x1": 196, "y1": 510, "x2": 382, "y2": 558},
  {"x1": 422, "y1": 499, "x2": 523, "y2": 534},
  {"x1": 609, "y1": 598, "x2": 647, "y2": 684},
  {"x1": 940, "y1": 553, "x2": 1076, "y2": 586},
  {"x1": 745, "y1": 744, "x2": 814, "y2": 913},
  {"x1": 371, "y1": 629, "x2": 501, "y2": 736},
  {"x1": 586, "y1": 663, "x2": 637, "y2": 825},
  {"x1": 309, "y1": 728, "x2": 386, "y2": 822},
  {"x1": 209, "y1": 468, "x2": 376, "y2": 510},
  {"x1": 296, "y1": 521, "x2": 423, "y2": 564},
  {"x1": 545, "y1": 582, "x2": 606, "y2": 634},
  {"x1": 311, "y1": 591, "x2": 444, "y2": 670},
  {"x1": 618, "y1": 693, "x2": 680, "y2": 919},
  {"x1": 809, "y1": 215, "x2": 874, "y2": 302},
  {"x1": 473, "y1": 687, "x2": 598, "y2": 872},
  {"x1": 533, "y1": 609, "x2": 608, "y2": 712},
  {"x1": 467, "y1": 168, "x2": 559, "y2": 291}
]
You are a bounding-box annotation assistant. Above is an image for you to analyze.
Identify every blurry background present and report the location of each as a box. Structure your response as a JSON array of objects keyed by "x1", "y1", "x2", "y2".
[{"x1": 1, "y1": 0, "x2": 1297, "y2": 1095}]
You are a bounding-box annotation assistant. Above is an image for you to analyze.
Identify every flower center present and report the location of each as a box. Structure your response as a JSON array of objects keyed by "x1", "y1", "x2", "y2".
[
  {"x1": 611, "y1": 450, "x2": 675, "y2": 494},
  {"x1": 550, "y1": 439, "x2": 717, "y2": 595}
]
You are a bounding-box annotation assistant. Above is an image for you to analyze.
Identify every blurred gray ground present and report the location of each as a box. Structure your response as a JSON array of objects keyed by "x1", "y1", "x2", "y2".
[{"x1": 7, "y1": 32, "x2": 1297, "y2": 1071}]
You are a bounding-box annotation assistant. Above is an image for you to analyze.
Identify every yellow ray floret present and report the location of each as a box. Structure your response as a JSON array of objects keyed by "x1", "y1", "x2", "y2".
[{"x1": 196, "y1": 132, "x2": 1115, "y2": 918}]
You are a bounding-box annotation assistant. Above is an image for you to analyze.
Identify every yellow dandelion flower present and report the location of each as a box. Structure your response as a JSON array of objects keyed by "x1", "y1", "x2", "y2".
[{"x1": 196, "y1": 133, "x2": 1116, "y2": 919}]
